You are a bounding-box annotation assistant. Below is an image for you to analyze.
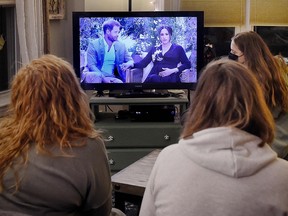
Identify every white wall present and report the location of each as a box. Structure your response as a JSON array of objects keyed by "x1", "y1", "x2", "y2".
[
  {"x1": 84, "y1": 0, "x2": 128, "y2": 11},
  {"x1": 131, "y1": 0, "x2": 155, "y2": 11},
  {"x1": 84, "y1": 0, "x2": 155, "y2": 11},
  {"x1": 49, "y1": 0, "x2": 156, "y2": 65},
  {"x1": 49, "y1": 0, "x2": 84, "y2": 64}
]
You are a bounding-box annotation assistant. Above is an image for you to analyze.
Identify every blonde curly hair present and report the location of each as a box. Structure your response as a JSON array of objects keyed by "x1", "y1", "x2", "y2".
[{"x1": 0, "y1": 54, "x2": 101, "y2": 191}]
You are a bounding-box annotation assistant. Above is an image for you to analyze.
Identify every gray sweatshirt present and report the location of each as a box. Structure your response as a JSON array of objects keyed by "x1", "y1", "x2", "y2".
[
  {"x1": 140, "y1": 127, "x2": 288, "y2": 216},
  {"x1": 271, "y1": 108, "x2": 288, "y2": 159},
  {"x1": 0, "y1": 138, "x2": 112, "y2": 216}
]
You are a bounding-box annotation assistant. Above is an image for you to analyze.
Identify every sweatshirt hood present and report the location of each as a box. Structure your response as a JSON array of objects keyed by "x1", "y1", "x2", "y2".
[{"x1": 179, "y1": 127, "x2": 277, "y2": 178}]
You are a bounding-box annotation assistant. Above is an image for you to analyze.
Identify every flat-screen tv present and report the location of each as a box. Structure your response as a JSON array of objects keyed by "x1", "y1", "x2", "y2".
[{"x1": 72, "y1": 11, "x2": 204, "y2": 96}]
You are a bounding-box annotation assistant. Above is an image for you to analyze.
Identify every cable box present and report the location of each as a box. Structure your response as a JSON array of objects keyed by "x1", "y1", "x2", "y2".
[{"x1": 129, "y1": 105, "x2": 175, "y2": 122}]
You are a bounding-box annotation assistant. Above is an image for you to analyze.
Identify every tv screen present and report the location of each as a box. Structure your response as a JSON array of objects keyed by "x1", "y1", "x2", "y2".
[{"x1": 72, "y1": 11, "x2": 204, "y2": 94}]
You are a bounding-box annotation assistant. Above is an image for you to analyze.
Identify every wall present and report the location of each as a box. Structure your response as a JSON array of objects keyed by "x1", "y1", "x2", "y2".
[
  {"x1": 49, "y1": 0, "x2": 155, "y2": 65},
  {"x1": 0, "y1": 0, "x2": 155, "y2": 116},
  {"x1": 84, "y1": 0, "x2": 127, "y2": 11},
  {"x1": 84, "y1": 0, "x2": 154, "y2": 11},
  {"x1": 49, "y1": 0, "x2": 288, "y2": 65},
  {"x1": 49, "y1": 0, "x2": 84, "y2": 64}
]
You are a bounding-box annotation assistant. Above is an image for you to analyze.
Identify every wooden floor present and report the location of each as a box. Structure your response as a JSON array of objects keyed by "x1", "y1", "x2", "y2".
[{"x1": 111, "y1": 149, "x2": 161, "y2": 215}]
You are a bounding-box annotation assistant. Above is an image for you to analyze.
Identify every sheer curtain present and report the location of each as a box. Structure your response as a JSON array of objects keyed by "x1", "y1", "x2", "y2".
[
  {"x1": 154, "y1": 0, "x2": 164, "y2": 11},
  {"x1": 154, "y1": 0, "x2": 180, "y2": 11},
  {"x1": 168, "y1": 0, "x2": 180, "y2": 11},
  {"x1": 15, "y1": 0, "x2": 45, "y2": 64}
]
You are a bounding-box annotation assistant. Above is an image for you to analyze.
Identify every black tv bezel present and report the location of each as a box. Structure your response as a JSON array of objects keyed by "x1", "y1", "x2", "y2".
[{"x1": 72, "y1": 11, "x2": 204, "y2": 91}]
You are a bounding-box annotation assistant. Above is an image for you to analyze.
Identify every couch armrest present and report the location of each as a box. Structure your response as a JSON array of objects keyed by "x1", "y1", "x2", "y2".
[{"x1": 126, "y1": 68, "x2": 143, "y2": 83}]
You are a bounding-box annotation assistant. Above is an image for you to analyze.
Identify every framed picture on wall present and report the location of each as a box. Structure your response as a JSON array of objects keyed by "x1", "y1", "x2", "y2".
[{"x1": 49, "y1": 0, "x2": 65, "y2": 20}]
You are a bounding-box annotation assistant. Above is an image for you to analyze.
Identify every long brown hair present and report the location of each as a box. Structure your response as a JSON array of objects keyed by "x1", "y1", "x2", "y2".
[
  {"x1": 232, "y1": 31, "x2": 288, "y2": 112},
  {"x1": 181, "y1": 59, "x2": 275, "y2": 145},
  {"x1": 0, "y1": 54, "x2": 101, "y2": 190}
]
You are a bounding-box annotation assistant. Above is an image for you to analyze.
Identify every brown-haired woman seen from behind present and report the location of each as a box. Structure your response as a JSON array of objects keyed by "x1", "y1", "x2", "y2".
[
  {"x1": 140, "y1": 59, "x2": 288, "y2": 216},
  {"x1": 229, "y1": 31, "x2": 288, "y2": 159},
  {"x1": 0, "y1": 55, "x2": 112, "y2": 215}
]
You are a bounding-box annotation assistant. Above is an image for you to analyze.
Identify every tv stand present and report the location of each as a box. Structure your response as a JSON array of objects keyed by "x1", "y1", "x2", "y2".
[
  {"x1": 89, "y1": 95, "x2": 189, "y2": 173},
  {"x1": 109, "y1": 90, "x2": 170, "y2": 98}
]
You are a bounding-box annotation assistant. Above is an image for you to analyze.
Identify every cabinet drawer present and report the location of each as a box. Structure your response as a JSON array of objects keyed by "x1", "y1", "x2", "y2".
[
  {"x1": 100, "y1": 123, "x2": 181, "y2": 148},
  {"x1": 107, "y1": 148, "x2": 155, "y2": 172}
]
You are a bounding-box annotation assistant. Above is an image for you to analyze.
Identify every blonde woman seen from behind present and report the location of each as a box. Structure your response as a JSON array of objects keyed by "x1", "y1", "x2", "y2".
[{"x1": 0, "y1": 55, "x2": 112, "y2": 215}]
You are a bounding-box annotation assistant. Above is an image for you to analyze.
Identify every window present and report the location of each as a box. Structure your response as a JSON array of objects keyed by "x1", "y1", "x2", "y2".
[
  {"x1": 203, "y1": 27, "x2": 235, "y2": 65},
  {"x1": 254, "y1": 26, "x2": 288, "y2": 58}
]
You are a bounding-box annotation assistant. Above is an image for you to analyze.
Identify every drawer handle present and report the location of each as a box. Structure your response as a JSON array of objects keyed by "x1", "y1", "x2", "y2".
[
  {"x1": 108, "y1": 158, "x2": 115, "y2": 165},
  {"x1": 105, "y1": 135, "x2": 114, "y2": 142},
  {"x1": 164, "y1": 135, "x2": 170, "y2": 140}
]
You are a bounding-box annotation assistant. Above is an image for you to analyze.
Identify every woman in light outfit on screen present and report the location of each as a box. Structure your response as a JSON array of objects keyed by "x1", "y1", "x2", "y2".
[{"x1": 139, "y1": 59, "x2": 288, "y2": 216}]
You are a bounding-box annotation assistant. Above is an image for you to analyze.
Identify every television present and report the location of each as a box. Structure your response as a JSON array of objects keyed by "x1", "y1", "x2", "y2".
[{"x1": 72, "y1": 11, "x2": 204, "y2": 96}]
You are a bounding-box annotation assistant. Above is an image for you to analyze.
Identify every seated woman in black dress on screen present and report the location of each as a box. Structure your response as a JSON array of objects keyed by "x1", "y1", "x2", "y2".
[{"x1": 133, "y1": 25, "x2": 191, "y2": 83}]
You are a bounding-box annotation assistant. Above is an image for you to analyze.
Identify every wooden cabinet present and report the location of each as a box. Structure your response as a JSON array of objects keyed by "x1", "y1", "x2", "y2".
[{"x1": 90, "y1": 96, "x2": 188, "y2": 172}]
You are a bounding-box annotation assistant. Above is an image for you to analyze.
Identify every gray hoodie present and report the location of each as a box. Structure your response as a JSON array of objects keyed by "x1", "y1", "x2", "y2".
[
  {"x1": 271, "y1": 108, "x2": 288, "y2": 159},
  {"x1": 140, "y1": 127, "x2": 288, "y2": 216}
]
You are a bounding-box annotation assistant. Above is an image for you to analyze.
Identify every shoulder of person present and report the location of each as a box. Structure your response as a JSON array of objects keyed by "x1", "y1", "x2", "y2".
[
  {"x1": 114, "y1": 40, "x2": 126, "y2": 49},
  {"x1": 66, "y1": 136, "x2": 106, "y2": 158},
  {"x1": 85, "y1": 136, "x2": 106, "y2": 152},
  {"x1": 97, "y1": 37, "x2": 105, "y2": 45},
  {"x1": 66, "y1": 137, "x2": 108, "y2": 168},
  {"x1": 173, "y1": 43, "x2": 185, "y2": 50},
  {"x1": 157, "y1": 144, "x2": 179, "y2": 161},
  {"x1": 88, "y1": 37, "x2": 103, "y2": 47}
]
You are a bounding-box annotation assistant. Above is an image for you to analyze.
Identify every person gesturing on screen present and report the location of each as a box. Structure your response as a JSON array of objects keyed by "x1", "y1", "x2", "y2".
[{"x1": 133, "y1": 25, "x2": 191, "y2": 83}]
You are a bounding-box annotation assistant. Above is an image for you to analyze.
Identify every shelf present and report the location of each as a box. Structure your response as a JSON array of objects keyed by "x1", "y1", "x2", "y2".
[
  {"x1": 89, "y1": 95, "x2": 187, "y2": 172},
  {"x1": 89, "y1": 95, "x2": 189, "y2": 105},
  {"x1": 94, "y1": 112, "x2": 180, "y2": 124}
]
